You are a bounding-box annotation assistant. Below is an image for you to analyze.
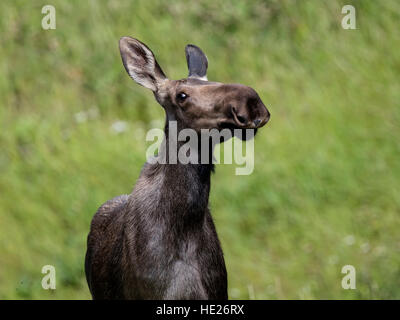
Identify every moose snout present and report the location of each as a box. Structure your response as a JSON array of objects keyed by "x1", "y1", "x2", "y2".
[
  {"x1": 251, "y1": 98, "x2": 270, "y2": 128},
  {"x1": 230, "y1": 101, "x2": 270, "y2": 129},
  {"x1": 257, "y1": 107, "x2": 270, "y2": 128}
]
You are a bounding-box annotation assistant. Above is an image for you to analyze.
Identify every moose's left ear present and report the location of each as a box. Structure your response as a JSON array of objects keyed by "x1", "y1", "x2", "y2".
[{"x1": 185, "y1": 44, "x2": 208, "y2": 80}]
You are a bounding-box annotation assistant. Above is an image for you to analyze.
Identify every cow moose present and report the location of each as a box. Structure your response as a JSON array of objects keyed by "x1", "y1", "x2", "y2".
[{"x1": 85, "y1": 37, "x2": 270, "y2": 299}]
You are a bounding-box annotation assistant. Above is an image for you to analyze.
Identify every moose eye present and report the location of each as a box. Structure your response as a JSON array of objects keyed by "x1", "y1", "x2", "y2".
[{"x1": 176, "y1": 92, "x2": 188, "y2": 102}]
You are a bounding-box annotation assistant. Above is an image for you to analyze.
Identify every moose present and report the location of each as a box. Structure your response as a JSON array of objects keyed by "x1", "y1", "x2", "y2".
[{"x1": 85, "y1": 37, "x2": 270, "y2": 299}]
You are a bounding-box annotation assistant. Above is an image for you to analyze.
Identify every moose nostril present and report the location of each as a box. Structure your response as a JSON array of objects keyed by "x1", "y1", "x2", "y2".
[
  {"x1": 253, "y1": 119, "x2": 261, "y2": 126},
  {"x1": 237, "y1": 115, "x2": 247, "y2": 124},
  {"x1": 230, "y1": 106, "x2": 248, "y2": 125}
]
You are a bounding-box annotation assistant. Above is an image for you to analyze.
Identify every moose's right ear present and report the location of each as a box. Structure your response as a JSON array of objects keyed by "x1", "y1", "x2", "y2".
[{"x1": 119, "y1": 37, "x2": 167, "y2": 92}]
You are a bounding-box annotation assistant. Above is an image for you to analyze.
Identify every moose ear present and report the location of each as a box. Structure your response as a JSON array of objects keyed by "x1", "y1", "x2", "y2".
[
  {"x1": 185, "y1": 44, "x2": 208, "y2": 80},
  {"x1": 119, "y1": 37, "x2": 167, "y2": 91}
]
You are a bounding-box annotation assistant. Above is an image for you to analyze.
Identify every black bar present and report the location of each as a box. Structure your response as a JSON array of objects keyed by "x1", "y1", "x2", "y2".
[{"x1": 0, "y1": 300, "x2": 396, "y2": 318}]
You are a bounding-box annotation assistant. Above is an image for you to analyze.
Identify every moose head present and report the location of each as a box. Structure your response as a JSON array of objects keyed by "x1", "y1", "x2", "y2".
[{"x1": 119, "y1": 37, "x2": 270, "y2": 139}]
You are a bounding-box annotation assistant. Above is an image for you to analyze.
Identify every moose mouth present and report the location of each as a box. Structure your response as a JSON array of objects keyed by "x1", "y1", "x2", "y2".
[{"x1": 218, "y1": 121, "x2": 258, "y2": 141}]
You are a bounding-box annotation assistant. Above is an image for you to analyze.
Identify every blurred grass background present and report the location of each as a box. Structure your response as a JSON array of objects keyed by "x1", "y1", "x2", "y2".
[{"x1": 0, "y1": 0, "x2": 399, "y2": 299}]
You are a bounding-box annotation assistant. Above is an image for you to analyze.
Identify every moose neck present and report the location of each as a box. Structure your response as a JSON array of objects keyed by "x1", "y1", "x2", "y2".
[{"x1": 148, "y1": 118, "x2": 215, "y2": 227}]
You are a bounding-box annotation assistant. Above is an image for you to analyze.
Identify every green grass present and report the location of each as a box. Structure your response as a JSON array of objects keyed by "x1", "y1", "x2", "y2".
[{"x1": 0, "y1": 0, "x2": 399, "y2": 299}]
